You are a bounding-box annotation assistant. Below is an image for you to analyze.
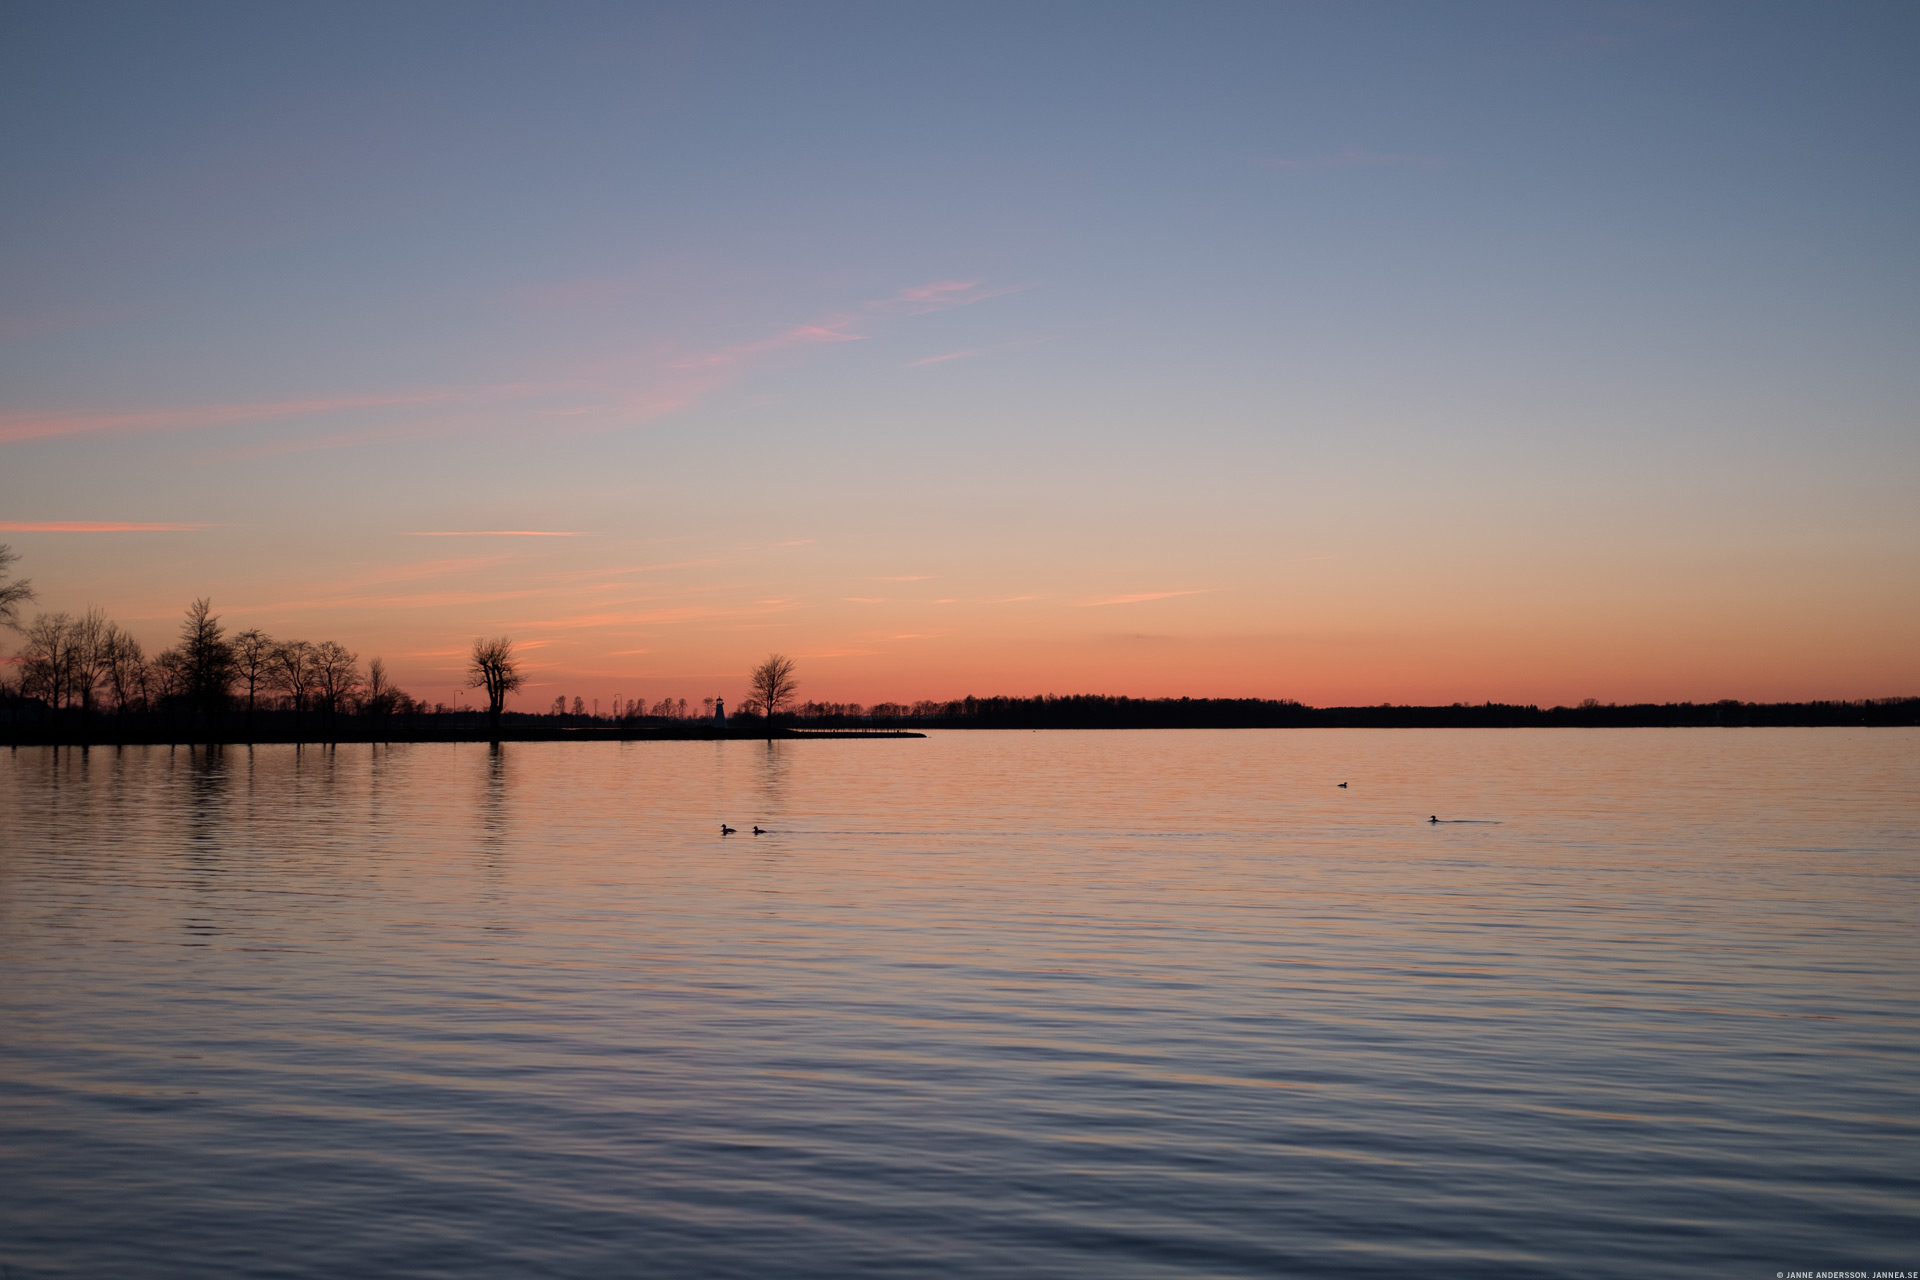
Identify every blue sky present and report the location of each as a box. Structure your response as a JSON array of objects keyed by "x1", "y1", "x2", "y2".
[{"x1": 2, "y1": 2, "x2": 1915, "y2": 706}]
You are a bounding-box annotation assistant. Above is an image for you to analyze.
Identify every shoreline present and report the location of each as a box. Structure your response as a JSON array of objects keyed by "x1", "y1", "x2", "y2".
[
  {"x1": 6, "y1": 722, "x2": 1917, "y2": 748},
  {"x1": 4, "y1": 696, "x2": 1915, "y2": 747}
]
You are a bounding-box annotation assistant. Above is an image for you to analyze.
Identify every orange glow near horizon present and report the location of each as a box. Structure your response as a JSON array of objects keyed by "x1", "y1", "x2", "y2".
[{"x1": 7, "y1": 516, "x2": 1909, "y2": 712}]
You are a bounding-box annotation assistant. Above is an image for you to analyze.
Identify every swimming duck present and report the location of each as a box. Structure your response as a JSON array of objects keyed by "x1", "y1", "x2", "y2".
[{"x1": 720, "y1": 824, "x2": 736, "y2": 835}]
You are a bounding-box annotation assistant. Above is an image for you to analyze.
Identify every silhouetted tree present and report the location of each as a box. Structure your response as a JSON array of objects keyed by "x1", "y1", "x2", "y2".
[
  {"x1": 103, "y1": 624, "x2": 145, "y2": 721},
  {"x1": 151, "y1": 645, "x2": 190, "y2": 730},
  {"x1": 749, "y1": 653, "x2": 798, "y2": 739},
  {"x1": 19, "y1": 613, "x2": 75, "y2": 714},
  {"x1": 159, "y1": 598, "x2": 237, "y2": 733},
  {"x1": 70, "y1": 608, "x2": 113, "y2": 717},
  {"x1": 312, "y1": 640, "x2": 361, "y2": 738},
  {"x1": 0, "y1": 544, "x2": 34, "y2": 633},
  {"x1": 466, "y1": 636, "x2": 524, "y2": 739},
  {"x1": 271, "y1": 639, "x2": 319, "y2": 722},
  {"x1": 130, "y1": 646, "x2": 161, "y2": 715},
  {"x1": 233, "y1": 628, "x2": 275, "y2": 736},
  {"x1": 362, "y1": 657, "x2": 403, "y2": 736}
]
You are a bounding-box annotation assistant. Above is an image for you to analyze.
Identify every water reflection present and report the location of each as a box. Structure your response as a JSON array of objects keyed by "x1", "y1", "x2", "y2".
[
  {"x1": 0, "y1": 731, "x2": 1914, "y2": 1279},
  {"x1": 755, "y1": 737, "x2": 791, "y2": 829}
]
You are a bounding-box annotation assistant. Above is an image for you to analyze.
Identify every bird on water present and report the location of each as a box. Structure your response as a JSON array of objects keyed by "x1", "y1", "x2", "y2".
[
  {"x1": 720, "y1": 824, "x2": 736, "y2": 835},
  {"x1": 1337, "y1": 782, "x2": 1348, "y2": 788},
  {"x1": 752, "y1": 826, "x2": 766, "y2": 835},
  {"x1": 1429, "y1": 815, "x2": 1439, "y2": 823}
]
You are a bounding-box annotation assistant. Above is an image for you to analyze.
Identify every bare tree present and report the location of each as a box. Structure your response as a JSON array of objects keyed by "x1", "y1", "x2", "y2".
[
  {"x1": 232, "y1": 628, "x2": 275, "y2": 736},
  {"x1": 466, "y1": 636, "x2": 524, "y2": 739},
  {"x1": 748, "y1": 653, "x2": 798, "y2": 739},
  {"x1": 0, "y1": 544, "x2": 34, "y2": 632},
  {"x1": 362, "y1": 657, "x2": 403, "y2": 736},
  {"x1": 69, "y1": 608, "x2": 112, "y2": 717},
  {"x1": 132, "y1": 649, "x2": 164, "y2": 713},
  {"x1": 19, "y1": 613, "x2": 74, "y2": 714},
  {"x1": 312, "y1": 640, "x2": 361, "y2": 738},
  {"x1": 103, "y1": 625, "x2": 146, "y2": 719},
  {"x1": 151, "y1": 648, "x2": 190, "y2": 722},
  {"x1": 272, "y1": 640, "x2": 318, "y2": 716}
]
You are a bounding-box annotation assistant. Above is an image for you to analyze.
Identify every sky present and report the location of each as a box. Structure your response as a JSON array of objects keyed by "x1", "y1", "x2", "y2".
[{"x1": 2, "y1": 1, "x2": 1916, "y2": 710}]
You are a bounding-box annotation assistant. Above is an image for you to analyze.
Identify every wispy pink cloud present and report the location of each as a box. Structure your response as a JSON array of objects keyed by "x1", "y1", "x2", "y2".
[
  {"x1": 1080, "y1": 589, "x2": 1211, "y2": 607},
  {"x1": 238, "y1": 587, "x2": 550, "y2": 614},
  {"x1": 911, "y1": 334, "x2": 1054, "y2": 369},
  {"x1": 671, "y1": 319, "x2": 864, "y2": 371},
  {"x1": 528, "y1": 603, "x2": 769, "y2": 630},
  {"x1": 1259, "y1": 148, "x2": 1442, "y2": 173},
  {"x1": 0, "y1": 520, "x2": 210, "y2": 532},
  {"x1": 870, "y1": 280, "x2": 1027, "y2": 315},
  {"x1": 910, "y1": 349, "x2": 982, "y2": 367},
  {"x1": 3, "y1": 278, "x2": 1016, "y2": 457}
]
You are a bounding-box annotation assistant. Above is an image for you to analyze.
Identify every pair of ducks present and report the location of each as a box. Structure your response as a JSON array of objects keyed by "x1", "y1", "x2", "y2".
[{"x1": 719, "y1": 825, "x2": 766, "y2": 835}]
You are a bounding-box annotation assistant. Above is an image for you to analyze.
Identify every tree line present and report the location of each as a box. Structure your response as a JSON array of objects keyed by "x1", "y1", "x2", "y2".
[
  {"x1": 0, "y1": 543, "x2": 496, "y2": 741},
  {"x1": 769, "y1": 693, "x2": 1920, "y2": 729},
  {"x1": 6, "y1": 546, "x2": 1912, "y2": 739},
  {"x1": 5, "y1": 594, "x2": 422, "y2": 738},
  {"x1": 0, "y1": 546, "x2": 791, "y2": 744}
]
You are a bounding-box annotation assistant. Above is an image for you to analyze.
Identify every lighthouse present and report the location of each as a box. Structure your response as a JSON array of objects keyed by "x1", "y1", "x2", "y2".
[{"x1": 714, "y1": 696, "x2": 726, "y2": 725}]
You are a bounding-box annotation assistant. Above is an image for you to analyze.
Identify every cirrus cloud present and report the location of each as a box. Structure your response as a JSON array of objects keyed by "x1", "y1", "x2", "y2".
[{"x1": 1080, "y1": 589, "x2": 1211, "y2": 607}]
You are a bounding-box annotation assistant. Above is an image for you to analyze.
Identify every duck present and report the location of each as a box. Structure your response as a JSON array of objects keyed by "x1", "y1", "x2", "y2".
[
  {"x1": 752, "y1": 826, "x2": 766, "y2": 835},
  {"x1": 720, "y1": 824, "x2": 736, "y2": 835},
  {"x1": 1337, "y1": 781, "x2": 1348, "y2": 788},
  {"x1": 1429, "y1": 815, "x2": 1439, "y2": 824}
]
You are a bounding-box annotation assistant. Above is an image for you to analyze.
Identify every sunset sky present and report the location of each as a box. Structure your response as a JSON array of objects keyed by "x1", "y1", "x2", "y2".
[{"x1": 3, "y1": 2, "x2": 1915, "y2": 709}]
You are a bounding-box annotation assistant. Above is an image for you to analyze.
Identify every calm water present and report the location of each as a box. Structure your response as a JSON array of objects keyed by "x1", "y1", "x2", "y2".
[{"x1": 2, "y1": 730, "x2": 1916, "y2": 1278}]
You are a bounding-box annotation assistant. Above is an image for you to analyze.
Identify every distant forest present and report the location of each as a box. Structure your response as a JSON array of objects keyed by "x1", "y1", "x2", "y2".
[
  {"x1": 2, "y1": 548, "x2": 1914, "y2": 745},
  {"x1": 9, "y1": 679, "x2": 1916, "y2": 745}
]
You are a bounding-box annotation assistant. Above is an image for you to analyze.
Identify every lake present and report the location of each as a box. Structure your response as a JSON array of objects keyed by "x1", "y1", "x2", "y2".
[{"x1": 2, "y1": 730, "x2": 1915, "y2": 1278}]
